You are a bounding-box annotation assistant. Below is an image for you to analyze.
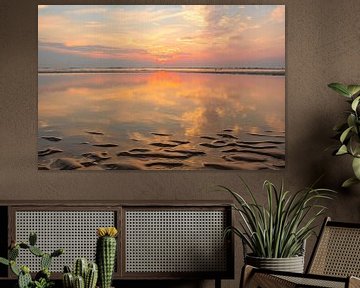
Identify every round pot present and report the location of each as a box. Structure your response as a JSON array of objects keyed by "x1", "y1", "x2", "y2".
[{"x1": 245, "y1": 254, "x2": 304, "y2": 273}]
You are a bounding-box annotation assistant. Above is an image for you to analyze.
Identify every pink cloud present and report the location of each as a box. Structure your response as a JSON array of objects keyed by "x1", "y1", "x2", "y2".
[
  {"x1": 271, "y1": 6, "x2": 285, "y2": 23},
  {"x1": 39, "y1": 41, "x2": 154, "y2": 62},
  {"x1": 38, "y1": 5, "x2": 285, "y2": 68}
]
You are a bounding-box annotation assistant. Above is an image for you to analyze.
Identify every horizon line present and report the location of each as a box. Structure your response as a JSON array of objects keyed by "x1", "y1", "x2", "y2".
[
  {"x1": 38, "y1": 66, "x2": 285, "y2": 69},
  {"x1": 38, "y1": 67, "x2": 285, "y2": 76}
]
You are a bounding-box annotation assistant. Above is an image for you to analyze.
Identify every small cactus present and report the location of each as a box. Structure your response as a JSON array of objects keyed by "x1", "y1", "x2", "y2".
[
  {"x1": 62, "y1": 266, "x2": 74, "y2": 288},
  {"x1": 63, "y1": 259, "x2": 98, "y2": 288},
  {"x1": 0, "y1": 232, "x2": 63, "y2": 288},
  {"x1": 74, "y1": 275, "x2": 85, "y2": 288},
  {"x1": 29, "y1": 245, "x2": 44, "y2": 257},
  {"x1": 63, "y1": 273, "x2": 74, "y2": 288},
  {"x1": 85, "y1": 263, "x2": 98, "y2": 288},
  {"x1": 74, "y1": 258, "x2": 88, "y2": 279},
  {"x1": 96, "y1": 227, "x2": 118, "y2": 288},
  {"x1": 64, "y1": 265, "x2": 72, "y2": 273},
  {"x1": 41, "y1": 253, "x2": 52, "y2": 270},
  {"x1": 18, "y1": 268, "x2": 32, "y2": 288}
]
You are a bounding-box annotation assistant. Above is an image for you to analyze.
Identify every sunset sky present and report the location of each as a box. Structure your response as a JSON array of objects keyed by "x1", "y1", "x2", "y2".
[{"x1": 38, "y1": 5, "x2": 285, "y2": 68}]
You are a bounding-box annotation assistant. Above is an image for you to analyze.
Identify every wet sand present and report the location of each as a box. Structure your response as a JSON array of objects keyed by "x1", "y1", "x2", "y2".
[
  {"x1": 38, "y1": 71, "x2": 284, "y2": 171},
  {"x1": 38, "y1": 129, "x2": 285, "y2": 170}
]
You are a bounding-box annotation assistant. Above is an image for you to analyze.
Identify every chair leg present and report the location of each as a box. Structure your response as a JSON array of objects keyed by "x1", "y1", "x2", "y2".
[
  {"x1": 240, "y1": 265, "x2": 255, "y2": 288},
  {"x1": 215, "y1": 278, "x2": 221, "y2": 288}
]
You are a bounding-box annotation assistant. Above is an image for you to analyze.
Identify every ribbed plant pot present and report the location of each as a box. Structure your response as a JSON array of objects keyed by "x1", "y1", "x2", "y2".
[{"x1": 245, "y1": 254, "x2": 304, "y2": 273}]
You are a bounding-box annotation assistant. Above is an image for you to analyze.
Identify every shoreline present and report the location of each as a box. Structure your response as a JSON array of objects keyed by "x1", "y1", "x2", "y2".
[{"x1": 38, "y1": 68, "x2": 285, "y2": 76}]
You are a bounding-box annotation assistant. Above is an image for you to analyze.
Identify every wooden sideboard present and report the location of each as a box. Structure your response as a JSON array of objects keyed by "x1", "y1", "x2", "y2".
[{"x1": 0, "y1": 201, "x2": 234, "y2": 288}]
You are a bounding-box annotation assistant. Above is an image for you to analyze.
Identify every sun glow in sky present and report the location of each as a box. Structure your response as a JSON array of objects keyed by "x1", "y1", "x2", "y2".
[{"x1": 38, "y1": 5, "x2": 285, "y2": 68}]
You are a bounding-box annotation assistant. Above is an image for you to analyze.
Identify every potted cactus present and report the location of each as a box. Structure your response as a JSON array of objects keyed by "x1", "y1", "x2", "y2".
[
  {"x1": 96, "y1": 227, "x2": 118, "y2": 288},
  {"x1": 0, "y1": 232, "x2": 63, "y2": 288},
  {"x1": 62, "y1": 258, "x2": 98, "y2": 288}
]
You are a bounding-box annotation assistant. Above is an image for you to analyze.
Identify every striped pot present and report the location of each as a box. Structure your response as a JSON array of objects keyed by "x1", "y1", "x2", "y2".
[{"x1": 245, "y1": 254, "x2": 305, "y2": 273}]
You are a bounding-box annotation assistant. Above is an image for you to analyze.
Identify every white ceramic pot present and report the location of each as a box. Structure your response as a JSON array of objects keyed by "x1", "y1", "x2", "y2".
[{"x1": 245, "y1": 254, "x2": 305, "y2": 273}]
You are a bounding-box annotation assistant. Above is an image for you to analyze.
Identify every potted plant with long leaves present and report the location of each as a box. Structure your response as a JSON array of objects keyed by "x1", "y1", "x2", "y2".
[
  {"x1": 328, "y1": 82, "x2": 360, "y2": 187},
  {"x1": 221, "y1": 179, "x2": 334, "y2": 273}
]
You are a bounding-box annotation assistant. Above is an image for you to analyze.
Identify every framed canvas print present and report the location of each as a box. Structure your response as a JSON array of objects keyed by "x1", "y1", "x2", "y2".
[{"x1": 38, "y1": 5, "x2": 285, "y2": 171}]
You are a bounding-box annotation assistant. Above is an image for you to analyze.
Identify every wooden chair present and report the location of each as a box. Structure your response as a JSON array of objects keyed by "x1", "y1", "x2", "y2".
[{"x1": 241, "y1": 217, "x2": 360, "y2": 288}]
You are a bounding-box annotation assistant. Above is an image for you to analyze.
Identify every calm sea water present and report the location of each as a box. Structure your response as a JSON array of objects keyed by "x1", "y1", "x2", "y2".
[{"x1": 38, "y1": 72, "x2": 285, "y2": 170}]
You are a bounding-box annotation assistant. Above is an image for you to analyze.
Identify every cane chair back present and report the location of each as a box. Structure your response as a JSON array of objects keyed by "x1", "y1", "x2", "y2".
[
  {"x1": 307, "y1": 217, "x2": 360, "y2": 278},
  {"x1": 241, "y1": 218, "x2": 360, "y2": 288}
]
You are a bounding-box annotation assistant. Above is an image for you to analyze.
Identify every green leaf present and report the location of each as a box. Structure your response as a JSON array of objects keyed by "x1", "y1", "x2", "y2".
[
  {"x1": 342, "y1": 177, "x2": 360, "y2": 188},
  {"x1": 10, "y1": 261, "x2": 20, "y2": 276},
  {"x1": 336, "y1": 144, "x2": 348, "y2": 155},
  {"x1": 0, "y1": 257, "x2": 9, "y2": 266},
  {"x1": 29, "y1": 232, "x2": 37, "y2": 246},
  {"x1": 35, "y1": 268, "x2": 50, "y2": 282},
  {"x1": 19, "y1": 243, "x2": 29, "y2": 249},
  {"x1": 21, "y1": 265, "x2": 30, "y2": 274},
  {"x1": 18, "y1": 271, "x2": 32, "y2": 288},
  {"x1": 29, "y1": 246, "x2": 44, "y2": 257},
  {"x1": 351, "y1": 96, "x2": 360, "y2": 111},
  {"x1": 340, "y1": 126, "x2": 352, "y2": 143},
  {"x1": 352, "y1": 157, "x2": 360, "y2": 179},
  {"x1": 8, "y1": 247, "x2": 19, "y2": 261},
  {"x1": 40, "y1": 254, "x2": 51, "y2": 270},
  {"x1": 50, "y1": 248, "x2": 63, "y2": 257},
  {"x1": 333, "y1": 122, "x2": 348, "y2": 132},
  {"x1": 350, "y1": 135, "x2": 360, "y2": 156},
  {"x1": 328, "y1": 83, "x2": 350, "y2": 97},
  {"x1": 347, "y1": 114, "x2": 356, "y2": 128},
  {"x1": 347, "y1": 85, "x2": 360, "y2": 97}
]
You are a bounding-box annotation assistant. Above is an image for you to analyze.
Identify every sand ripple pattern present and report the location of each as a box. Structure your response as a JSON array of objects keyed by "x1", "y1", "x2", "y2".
[{"x1": 38, "y1": 129, "x2": 285, "y2": 170}]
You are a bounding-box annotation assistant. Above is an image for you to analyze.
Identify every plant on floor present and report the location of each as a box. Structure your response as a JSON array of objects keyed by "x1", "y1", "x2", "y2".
[
  {"x1": 328, "y1": 83, "x2": 360, "y2": 187},
  {"x1": 221, "y1": 179, "x2": 335, "y2": 259},
  {"x1": 62, "y1": 258, "x2": 98, "y2": 288},
  {"x1": 96, "y1": 227, "x2": 118, "y2": 288},
  {"x1": 0, "y1": 232, "x2": 63, "y2": 288}
]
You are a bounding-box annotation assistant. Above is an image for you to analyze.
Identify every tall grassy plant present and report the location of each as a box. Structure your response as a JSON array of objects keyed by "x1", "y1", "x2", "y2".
[{"x1": 222, "y1": 180, "x2": 334, "y2": 258}]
